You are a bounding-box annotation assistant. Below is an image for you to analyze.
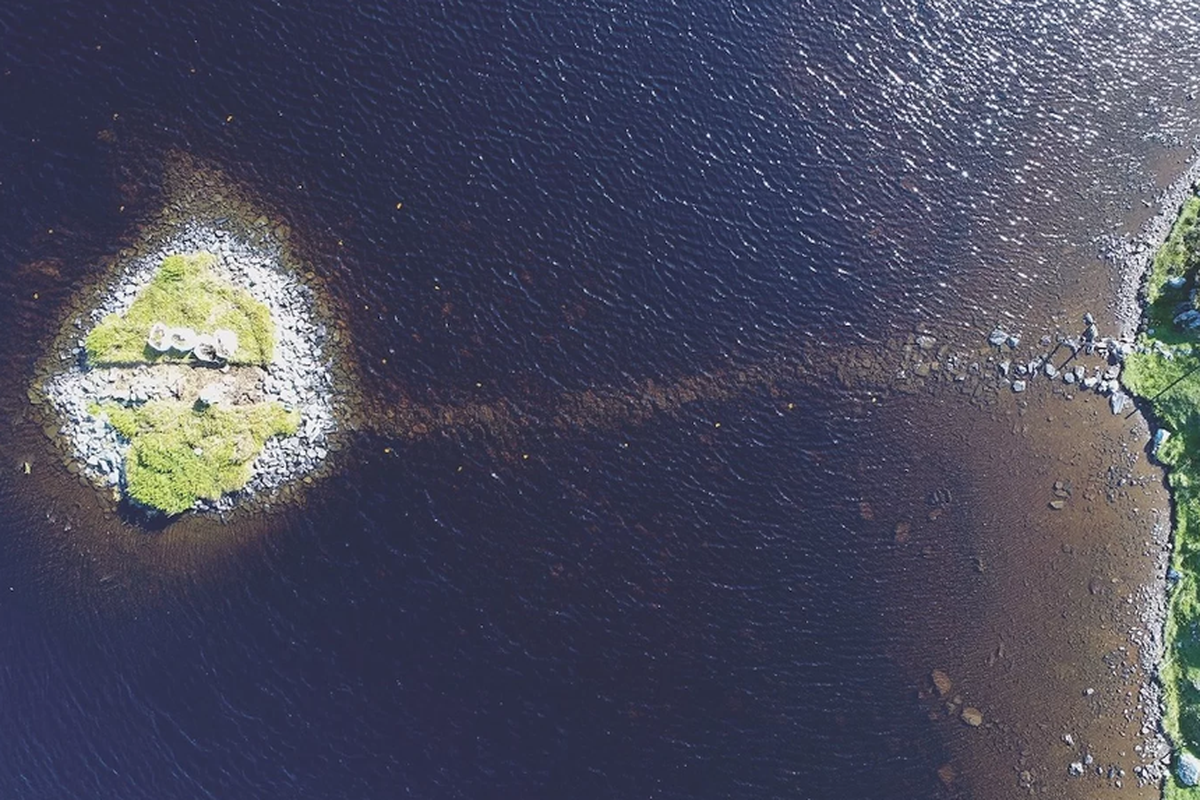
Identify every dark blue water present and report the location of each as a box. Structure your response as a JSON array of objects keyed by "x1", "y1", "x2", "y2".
[{"x1": 2, "y1": 1, "x2": 1200, "y2": 798}]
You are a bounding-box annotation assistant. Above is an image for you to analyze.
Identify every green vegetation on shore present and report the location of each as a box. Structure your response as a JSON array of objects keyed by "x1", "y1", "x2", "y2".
[
  {"x1": 1121, "y1": 193, "x2": 1200, "y2": 796},
  {"x1": 93, "y1": 400, "x2": 298, "y2": 515},
  {"x1": 85, "y1": 251, "x2": 274, "y2": 366}
]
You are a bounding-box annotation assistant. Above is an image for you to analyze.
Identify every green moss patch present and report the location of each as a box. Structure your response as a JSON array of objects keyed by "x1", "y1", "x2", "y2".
[
  {"x1": 1121, "y1": 191, "x2": 1200, "y2": 796},
  {"x1": 95, "y1": 400, "x2": 298, "y2": 515},
  {"x1": 85, "y1": 252, "x2": 274, "y2": 366}
]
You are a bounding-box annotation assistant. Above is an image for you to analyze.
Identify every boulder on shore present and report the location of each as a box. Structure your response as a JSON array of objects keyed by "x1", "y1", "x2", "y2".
[{"x1": 1178, "y1": 751, "x2": 1200, "y2": 786}]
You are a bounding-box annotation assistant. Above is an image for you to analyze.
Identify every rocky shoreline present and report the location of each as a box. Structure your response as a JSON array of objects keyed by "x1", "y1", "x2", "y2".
[
  {"x1": 39, "y1": 221, "x2": 337, "y2": 514},
  {"x1": 1109, "y1": 155, "x2": 1200, "y2": 342},
  {"x1": 1106, "y1": 155, "x2": 1200, "y2": 792},
  {"x1": 819, "y1": 155, "x2": 1200, "y2": 790}
]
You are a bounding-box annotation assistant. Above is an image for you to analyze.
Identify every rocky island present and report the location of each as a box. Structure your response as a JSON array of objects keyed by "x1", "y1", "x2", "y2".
[
  {"x1": 40, "y1": 222, "x2": 338, "y2": 516},
  {"x1": 1122, "y1": 191, "x2": 1200, "y2": 796}
]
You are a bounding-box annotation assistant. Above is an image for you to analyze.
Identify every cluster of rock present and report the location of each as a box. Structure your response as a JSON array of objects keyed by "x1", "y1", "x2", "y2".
[
  {"x1": 986, "y1": 316, "x2": 1134, "y2": 414},
  {"x1": 42, "y1": 221, "x2": 338, "y2": 513}
]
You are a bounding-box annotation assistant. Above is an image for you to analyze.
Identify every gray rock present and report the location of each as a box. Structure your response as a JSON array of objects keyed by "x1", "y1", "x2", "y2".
[
  {"x1": 1012, "y1": 380, "x2": 1027, "y2": 393},
  {"x1": 998, "y1": 360, "x2": 1011, "y2": 377},
  {"x1": 1178, "y1": 751, "x2": 1200, "y2": 786},
  {"x1": 1006, "y1": 334, "x2": 1020, "y2": 349},
  {"x1": 987, "y1": 328, "x2": 1008, "y2": 347},
  {"x1": 1044, "y1": 362, "x2": 1058, "y2": 378},
  {"x1": 1110, "y1": 391, "x2": 1129, "y2": 415},
  {"x1": 1063, "y1": 372, "x2": 1076, "y2": 384}
]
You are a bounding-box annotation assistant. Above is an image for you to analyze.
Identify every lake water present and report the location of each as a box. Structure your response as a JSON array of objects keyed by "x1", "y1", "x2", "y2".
[{"x1": 1, "y1": 0, "x2": 1198, "y2": 797}]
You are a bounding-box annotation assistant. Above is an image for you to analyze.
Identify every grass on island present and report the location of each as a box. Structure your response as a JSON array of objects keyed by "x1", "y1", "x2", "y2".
[
  {"x1": 85, "y1": 251, "x2": 274, "y2": 366},
  {"x1": 1121, "y1": 191, "x2": 1200, "y2": 797},
  {"x1": 93, "y1": 400, "x2": 298, "y2": 515}
]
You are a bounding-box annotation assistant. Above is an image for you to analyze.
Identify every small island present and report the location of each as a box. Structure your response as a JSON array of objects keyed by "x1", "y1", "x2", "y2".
[
  {"x1": 41, "y1": 219, "x2": 338, "y2": 516},
  {"x1": 1121, "y1": 191, "x2": 1200, "y2": 795},
  {"x1": 82, "y1": 251, "x2": 298, "y2": 514}
]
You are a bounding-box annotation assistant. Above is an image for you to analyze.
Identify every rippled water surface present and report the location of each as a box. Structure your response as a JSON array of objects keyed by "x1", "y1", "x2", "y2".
[{"x1": 2, "y1": 0, "x2": 1200, "y2": 797}]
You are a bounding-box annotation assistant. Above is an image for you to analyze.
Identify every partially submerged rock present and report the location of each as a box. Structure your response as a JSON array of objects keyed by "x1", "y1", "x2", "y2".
[
  {"x1": 960, "y1": 707, "x2": 983, "y2": 727},
  {"x1": 930, "y1": 669, "x2": 952, "y2": 697}
]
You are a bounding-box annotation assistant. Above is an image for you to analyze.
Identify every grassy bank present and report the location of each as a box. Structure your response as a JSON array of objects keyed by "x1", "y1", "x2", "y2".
[
  {"x1": 85, "y1": 251, "x2": 274, "y2": 366},
  {"x1": 94, "y1": 400, "x2": 298, "y2": 515},
  {"x1": 1121, "y1": 194, "x2": 1200, "y2": 796}
]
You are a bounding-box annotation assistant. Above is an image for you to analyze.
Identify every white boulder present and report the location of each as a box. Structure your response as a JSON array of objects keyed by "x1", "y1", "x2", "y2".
[
  {"x1": 146, "y1": 322, "x2": 170, "y2": 352},
  {"x1": 167, "y1": 327, "x2": 197, "y2": 353},
  {"x1": 192, "y1": 334, "x2": 218, "y2": 363},
  {"x1": 213, "y1": 328, "x2": 239, "y2": 360}
]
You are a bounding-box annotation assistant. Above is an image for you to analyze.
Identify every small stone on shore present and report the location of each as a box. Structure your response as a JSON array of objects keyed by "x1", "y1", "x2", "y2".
[{"x1": 960, "y1": 707, "x2": 983, "y2": 727}]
